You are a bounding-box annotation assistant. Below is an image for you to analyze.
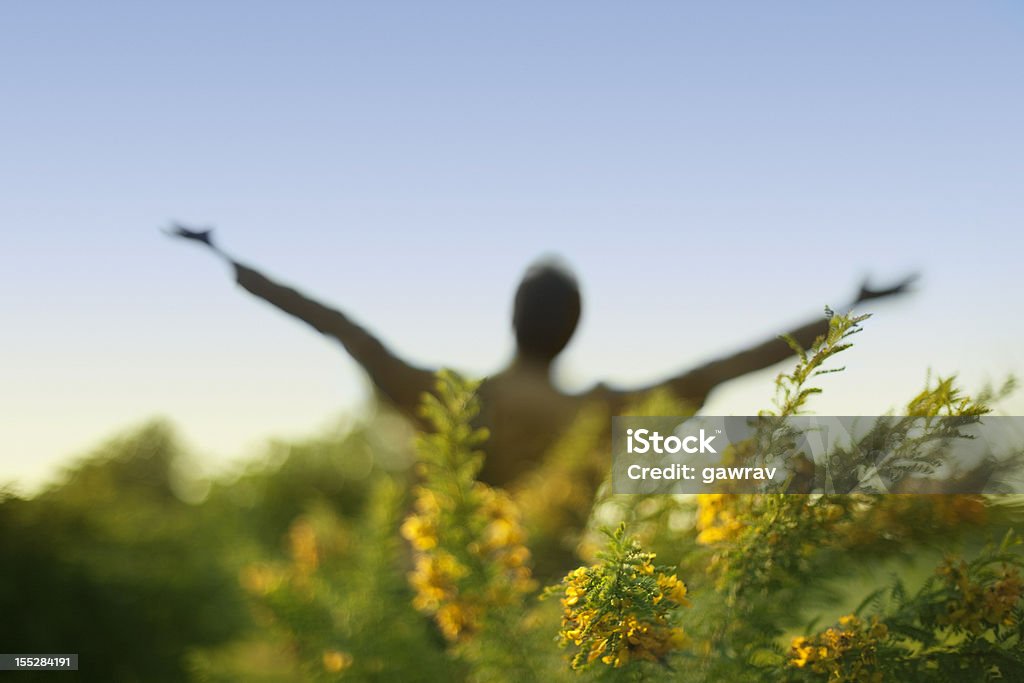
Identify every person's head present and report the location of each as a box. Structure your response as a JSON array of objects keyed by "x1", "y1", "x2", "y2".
[{"x1": 512, "y1": 259, "x2": 581, "y2": 362}]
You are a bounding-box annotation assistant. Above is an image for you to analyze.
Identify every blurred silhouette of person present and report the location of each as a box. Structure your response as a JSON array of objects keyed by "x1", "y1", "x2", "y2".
[{"x1": 168, "y1": 226, "x2": 914, "y2": 485}]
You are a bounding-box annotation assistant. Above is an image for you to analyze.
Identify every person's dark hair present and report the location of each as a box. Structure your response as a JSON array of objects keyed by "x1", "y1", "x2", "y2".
[{"x1": 512, "y1": 259, "x2": 581, "y2": 361}]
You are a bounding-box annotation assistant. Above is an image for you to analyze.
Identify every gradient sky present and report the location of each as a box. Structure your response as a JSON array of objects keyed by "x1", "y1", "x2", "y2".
[{"x1": 3, "y1": 2, "x2": 1022, "y2": 492}]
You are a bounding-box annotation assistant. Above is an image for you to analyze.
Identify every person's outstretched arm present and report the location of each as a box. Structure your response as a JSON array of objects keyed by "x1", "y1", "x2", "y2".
[
  {"x1": 167, "y1": 225, "x2": 435, "y2": 420},
  {"x1": 625, "y1": 274, "x2": 918, "y2": 407}
]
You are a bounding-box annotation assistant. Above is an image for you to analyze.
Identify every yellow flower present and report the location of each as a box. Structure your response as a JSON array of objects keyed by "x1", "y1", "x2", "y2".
[
  {"x1": 412, "y1": 486, "x2": 441, "y2": 516},
  {"x1": 563, "y1": 585, "x2": 584, "y2": 607},
  {"x1": 435, "y1": 602, "x2": 479, "y2": 641},
  {"x1": 656, "y1": 573, "x2": 690, "y2": 607},
  {"x1": 499, "y1": 545, "x2": 531, "y2": 568},
  {"x1": 239, "y1": 563, "x2": 283, "y2": 596},
  {"x1": 481, "y1": 517, "x2": 522, "y2": 551},
  {"x1": 288, "y1": 519, "x2": 319, "y2": 575},
  {"x1": 695, "y1": 494, "x2": 745, "y2": 545},
  {"x1": 399, "y1": 515, "x2": 437, "y2": 551},
  {"x1": 601, "y1": 644, "x2": 630, "y2": 667},
  {"x1": 790, "y1": 637, "x2": 819, "y2": 669},
  {"x1": 322, "y1": 649, "x2": 353, "y2": 673}
]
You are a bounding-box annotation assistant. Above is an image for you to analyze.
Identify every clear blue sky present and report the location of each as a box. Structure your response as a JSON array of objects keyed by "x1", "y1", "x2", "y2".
[{"x1": 2, "y1": 2, "x2": 1022, "y2": 492}]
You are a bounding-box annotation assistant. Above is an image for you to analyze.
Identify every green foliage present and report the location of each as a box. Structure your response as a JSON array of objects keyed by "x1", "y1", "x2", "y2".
[
  {"x1": 194, "y1": 477, "x2": 456, "y2": 682},
  {"x1": 4, "y1": 312, "x2": 1023, "y2": 682},
  {"x1": 0, "y1": 423, "x2": 247, "y2": 682},
  {"x1": 416, "y1": 370, "x2": 490, "y2": 485},
  {"x1": 769, "y1": 308, "x2": 870, "y2": 417},
  {"x1": 778, "y1": 535, "x2": 1024, "y2": 682},
  {"x1": 684, "y1": 314, "x2": 1024, "y2": 682}
]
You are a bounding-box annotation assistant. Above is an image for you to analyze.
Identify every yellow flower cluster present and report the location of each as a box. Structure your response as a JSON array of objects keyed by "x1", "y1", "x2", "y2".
[
  {"x1": 789, "y1": 615, "x2": 888, "y2": 682},
  {"x1": 936, "y1": 559, "x2": 1023, "y2": 632},
  {"x1": 401, "y1": 482, "x2": 535, "y2": 642},
  {"x1": 238, "y1": 517, "x2": 323, "y2": 597},
  {"x1": 556, "y1": 555, "x2": 689, "y2": 670},
  {"x1": 695, "y1": 493, "x2": 745, "y2": 545}
]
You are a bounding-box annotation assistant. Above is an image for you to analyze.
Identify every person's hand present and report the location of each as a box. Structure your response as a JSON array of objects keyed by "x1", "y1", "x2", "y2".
[
  {"x1": 855, "y1": 272, "x2": 919, "y2": 303},
  {"x1": 164, "y1": 223, "x2": 217, "y2": 249}
]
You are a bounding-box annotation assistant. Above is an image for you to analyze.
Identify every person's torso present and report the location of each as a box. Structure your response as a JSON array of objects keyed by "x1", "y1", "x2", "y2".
[{"x1": 474, "y1": 367, "x2": 585, "y2": 485}]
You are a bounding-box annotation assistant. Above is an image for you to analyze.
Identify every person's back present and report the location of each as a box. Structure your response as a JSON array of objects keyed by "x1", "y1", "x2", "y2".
[
  {"x1": 477, "y1": 360, "x2": 587, "y2": 484},
  {"x1": 168, "y1": 226, "x2": 914, "y2": 487}
]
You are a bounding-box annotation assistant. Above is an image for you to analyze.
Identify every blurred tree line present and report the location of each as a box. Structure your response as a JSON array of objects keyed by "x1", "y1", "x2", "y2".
[{"x1": 0, "y1": 412, "x2": 437, "y2": 681}]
